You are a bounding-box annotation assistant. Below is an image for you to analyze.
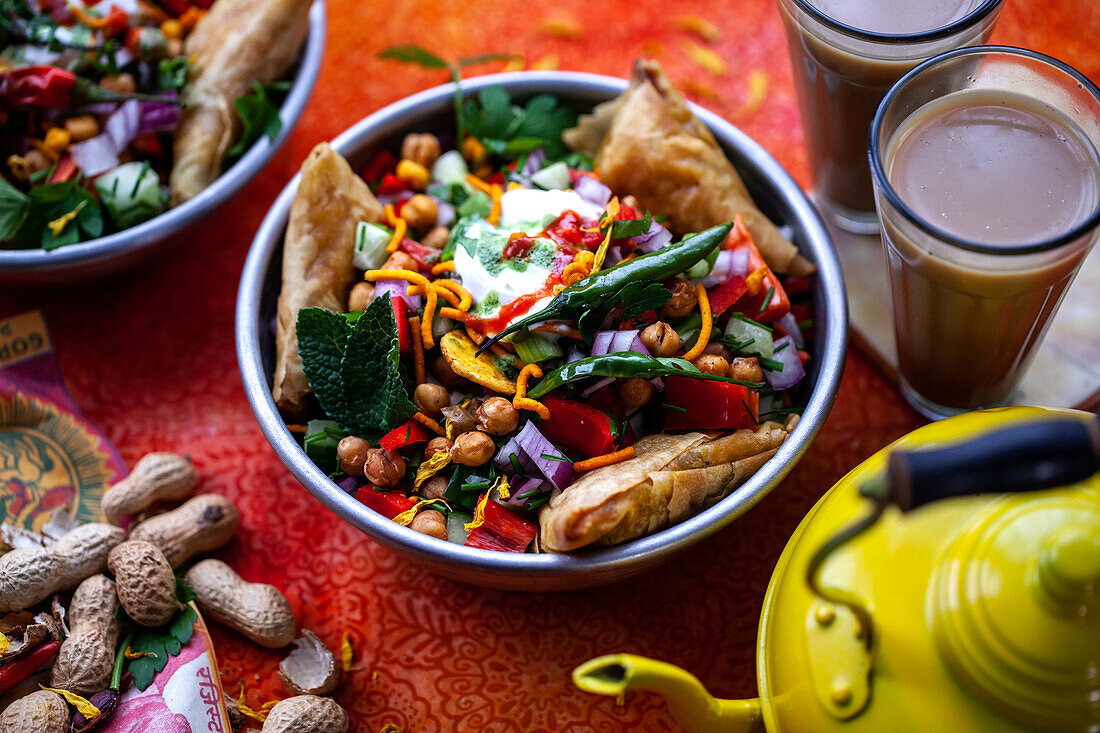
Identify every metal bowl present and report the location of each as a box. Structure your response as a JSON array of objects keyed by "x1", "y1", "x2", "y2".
[
  {"x1": 237, "y1": 72, "x2": 848, "y2": 591},
  {"x1": 0, "y1": 1, "x2": 326, "y2": 286}
]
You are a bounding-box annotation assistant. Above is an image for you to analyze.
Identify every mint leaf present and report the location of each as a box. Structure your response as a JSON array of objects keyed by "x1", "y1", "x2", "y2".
[
  {"x1": 0, "y1": 177, "x2": 30, "y2": 241},
  {"x1": 610, "y1": 211, "x2": 653, "y2": 239},
  {"x1": 127, "y1": 579, "x2": 198, "y2": 691},
  {"x1": 378, "y1": 44, "x2": 449, "y2": 69},
  {"x1": 341, "y1": 296, "x2": 416, "y2": 438},
  {"x1": 297, "y1": 308, "x2": 353, "y2": 427},
  {"x1": 225, "y1": 82, "x2": 284, "y2": 163}
]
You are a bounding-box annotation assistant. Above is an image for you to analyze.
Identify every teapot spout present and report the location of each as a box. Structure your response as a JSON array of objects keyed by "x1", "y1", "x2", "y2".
[{"x1": 573, "y1": 654, "x2": 764, "y2": 733}]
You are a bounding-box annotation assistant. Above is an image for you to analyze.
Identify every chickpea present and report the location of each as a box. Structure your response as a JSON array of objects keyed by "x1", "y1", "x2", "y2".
[
  {"x1": 641, "y1": 321, "x2": 680, "y2": 357},
  {"x1": 619, "y1": 378, "x2": 655, "y2": 410},
  {"x1": 432, "y1": 355, "x2": 464, "y2": 390},
  {"x1": 660, "y1": 278, "x2": 697, "y2": 319},
  {"x1": 401, "y1": 133, "x2": 442, "y2": 169},
  {"x1": 421, "y1": 225, "x2": 450, "y2": 250},
  {"x1": 43, "y1": 127, "x2": 71, "y2": 153},
  {"x1": 419, "y1": 475, "x2": 448, "y2": 500},
  {"x1": 461, "y1": 136, "x2": 486, "y2": 165},
  {"x1": 98, "y1": 73, "x2": 137, "y2": 94},
  {"x1": 395, "y1": 159, "x2": 430, "y2": 190},
  {"x1": 159, "y1": 18, "x2": 182, "y2": 39},
  {"x1": 167, "y1": 38, "x2": 184, "y2": 57},
  {"x1": 693, "y1": 354, "x2": 730, "y2": 376},
  {"x1": 363, "y1": 448, "x2": 406, "y2": 487},
  {"x1": 410, "y1": 509, "x2": 448, "y2": 540},
  {"x1": 64, "y1": 115, "x2": 100, "y2": 142},
  {"x1": 476, "y1": 396, "x2": 518, "y2": 435},
  {"x1": 441, "y1": 404, "x2": 478, "y2": 437},
  {"x1": 425, "y1": 437, "x2": 453, "y2": 459},
  {"x1": 414, "y1": 383, "x2": 450, "y2": 416},
  {"x1": 347, "y1": 281, "x2": 376, "y2": 312},
  {"x1": 336, "y1": 436, "x2": 371, "y2": 477},
  {"x1": 381, "y1": 251, "x2": 418, "y2": 272},
  {"x1": 729, "y1": 357, "x2": 764, "y2": 383},
  {"x1": 450, "y1": 430, "x2": 495, "y2": 467},
  {"x1": 401, "y1": 194, "x2": 438, "y2": 230},
  {"x1": 703, "y1": 342, "x2": 732, "y2": 361}
]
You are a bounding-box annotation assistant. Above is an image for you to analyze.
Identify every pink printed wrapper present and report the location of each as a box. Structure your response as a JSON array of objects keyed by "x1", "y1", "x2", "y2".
[{"x1": 0, "y1": 310, "x2": 233, "y2": 732}]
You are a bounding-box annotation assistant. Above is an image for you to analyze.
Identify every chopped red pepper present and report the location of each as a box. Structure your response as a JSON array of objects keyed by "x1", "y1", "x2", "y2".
[
  {"x1": 538, "y1": 396, "x2": 617, "y2": 458},
  {"x1": 398, "y1": 237, "x2": 439, "y2": 272},
  {"x1": 155, "y1": 0, "x2": 194, "y2": 16},
  {"x1": 663, "y1": 377, "x2": 759, "y2": 431},
  {"x1": 569, "y1": 168, "x2": 600, "y2": 186},
  {"x1": 374, "y1": 173, "x2": 408, "y2": 196},
  {"x1": 586, "y1": 385, "x2": 636, "y2": 446},
  {"x1": 102, "y1": 6, "x2": 129, "y2": 37},
  {"x1": 725, "y1": 217, "x2": 790, "y2": 323},
  {"x1": 357, "y1": 489, "x2": 416, "y2": 520},
  {"x1": 543, "y1": 210, "x2": 604, "y2": 249},
  {"x1": 465, "y1": 499, "x2": 537, "y2": 552},
  {"x1": 618, "y1": 309, "x2": 659, "y2": 330},
  {"x1": 131, "y1": 133, "x2": 165, "y2": 158},
  {"x1": 0, "y1": 66, "x2": 76, "y2": 110},
  {"x1": 707, "y1": 275, "x2": 748, "y2": 318},
  {"x1": 485, "y1": 171, "x2": 506, "y2": 186},
  {"x1": 379, "y1": 419, "x2": 433, "y2": 452},
  {"x1": 0, "y1": 640, "x2": 60, "y2": 695},
  {"x1": 49, "y1": 155, "x2": 77, "y2": 184},
  {"x1": 391, "y1": 296, "x2": 412, "y2": 356}
]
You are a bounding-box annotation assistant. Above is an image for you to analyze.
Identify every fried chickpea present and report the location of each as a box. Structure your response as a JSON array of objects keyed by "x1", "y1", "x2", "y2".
[
  {"x1": 431, "y1": 354, "x2": 464, "y2": 390},
  {"x1": 347, "y1": 281, "x2": 376, "y2": 312},
  {"x1": 401, "y1": 133, "x2": 442, "y2": 169},
  {"x1": 421, "y1": 225, "x2": 450, "y2": 250},
  {"x1": 402, "y1": 194, "x2": 438, "y2": 230},
  {"x1": 414, "y1": 383, "x2": 450, "y2": 416},
  {"x1": 425, "y1": 437, "x2": 453, "y2": 459},
  {"x1": 64, "y1": 115, "x2": 100, "y2": 142},
  {"x1": 410, "y1": 509, "x2": 448, "y2": 540},
  {"x1": 461, "y1": 136, "x2": 486, "y2": 165},
  {"x1": 395, "y1": 159, "x2": 430, "y2": 190},
  {"x1": 419, "y1": 475, "x2": 448, "y2": 500},
  {"x1": 693, "y1": 354, "x2": 730, "y2": 376},
  {"x1": 729, "y1": 357, "x2": 763, "y2": 383},
  {"x1": 381, "y1": 251, "x2": 418, "y2": 271},
  {"x1": 641, "y1": 321, "x2": 680, "y2": 357},
  {"x1": 703, "y1": 342, "x2": 732, "y2": 361},
  {"x1": 22, "y1": 150, "x2": 50, "y2": 175},
  {"x1": 450, "y1": 430, "x2": 495, "y2": 467},
  {"x1": 660, "y1": 277, "x2": 697, "y2": 319},
  {"x1": 336, "y1": 436, "x2": 371, "y2": 477},
  {"x1": 476, "y1": 397, "x2": 519, "y2": 435},
  {"x1": 363, "y1": 448, "x2": 405, "y2": 487},
  {"x1": 99, "y1": 73, "x2": 137, "y2": 94},
  {"x1": 619, "y1": 378, "x2": 655, "y2": 410},
  {"x1": 43, "y1": 127, "x2": 71, "y2": 152}
]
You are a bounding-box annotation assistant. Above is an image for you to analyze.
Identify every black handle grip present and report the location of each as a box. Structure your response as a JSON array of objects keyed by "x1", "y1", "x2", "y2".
[{"x1": 888, "y1": 416, "x2": 1100, "y2": 511}]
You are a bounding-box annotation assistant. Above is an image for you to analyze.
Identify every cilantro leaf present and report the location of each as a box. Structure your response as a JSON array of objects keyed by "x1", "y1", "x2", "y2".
[
  {"x1": 126, "y1": 578, "x2": 198, "y2": 691},
  {"x1": 157, "y1": 56, "x2": 190, "y2": 92},
  {"x1": 610, "y1": 211, "x2": 653, "y2": 239},
  {"x1": 225, "y1": 82, "x2": 285, "y2": 163},
  {"x1": 0, "y1": 177, "x2": 31, "y2": 242},
  {"x1": 378, "y1": 44, "x2": 449, "y2": 69}
]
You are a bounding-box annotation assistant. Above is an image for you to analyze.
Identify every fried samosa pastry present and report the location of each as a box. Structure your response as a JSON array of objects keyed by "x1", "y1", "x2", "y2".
[
  {"x1": 539, "y1": 419, "x2": 794, "y2": 552},
  {"x1": 169, "y1": 0, "x2": 312, "y2": 205},
  {"x1": 272, "y1": 143, "x2": 383, "y2": 419},
  {"x1": 564, "y1": 60, "x2": 815, "y2": 276}
]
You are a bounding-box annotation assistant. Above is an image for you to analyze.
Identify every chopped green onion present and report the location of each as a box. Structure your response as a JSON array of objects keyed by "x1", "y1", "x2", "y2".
[
  {"x1": 462, "y1": 480, "x2": 492, "y2": 491},
  {"x1": 733, "y1": 313, "x2": 773, "y2": 332},
  {"x1": 513, "y1": 333, "x2": 563, "y2": 363},
  {"x1": 509, "y1": 453, "x2": 522, "y2": 474},
  {"x1": 758, "y1": 356, "x2": 785, "y2": 372},
  {"x1": 527, "y1": 497, "x2": 550, "y2": 509},
  {"x1": 540, "y1": 453, "x2": 571, "y2": 463},
  {"x1": 664, "y1": 403, "x2": 689, "y2": 413},
  {"x1": 743, "y1": 400, "x2": 760, "y2": 426},
  {"x1": 797, "y1": 319, "x2": 814, "y2": 330},
  {"x1": 759, "y1": 286, "x2": 775, "y2": 313},
  {"x1": 774, "y1": 341, "x2": 789, "y2": 353}
]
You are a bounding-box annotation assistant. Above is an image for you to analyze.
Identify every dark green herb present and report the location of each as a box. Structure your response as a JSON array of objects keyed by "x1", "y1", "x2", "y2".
[
  {"x1": 460, "y1": 85, "x2": 578, "y2": 159},
  {"x1": 509, "y1": 453, "x2": 523, "y2": 473},
  {"x1": 759, "y1": 286, "x2": 775, "y2": 313},
  {"x1": 607, "y1": 211, "x2": 653, "y2": 239},
  {"x1": 733, "y1": 312, "x2": 773, "y2": 332},
  {"x1": 0, "y1": 177, "x2": 30, "y2": 241},
  {"x1": 126, "y1": 577, "x2": 198, "y2": 691},
  {"x1": 157, "y1": 56, "x2": 191, "y2": 91},
  {"x1": 757, "y1": 355, "x2": 785, "y2": 372},
  {"x1": 664, "y1": 403, "x2": 689, "y2": 414},
  {"x1": 224, "y1": 81, "x2": 291, "y2": 164},
  {"x1": 540, "y1": 453, "x2": 571, "y2": 463},
  {"x1": 798, "y1": 319, "x2": 814, "y2": 330}
]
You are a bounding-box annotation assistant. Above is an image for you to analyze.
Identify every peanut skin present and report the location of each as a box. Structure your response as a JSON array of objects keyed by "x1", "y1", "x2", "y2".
[
  {"x1": 51, "y1": 574, "x2": 120, "y2": 696},
  {"x1": 185, "y1": 559, "x2": 295, "y2": 648},
  {"x1": 278, "y1": 630, "x2": 340, "y2": 696},
  {"x1": 128, "y1": 493, "x2": 239, "y2": 568},
  {"x1": 0, "y1": 689, "x2": 69, "y2": 733},
  {"x1": 101, "y1": 452, "x2": 197, "y2": 524},
  {"x1": 107, "y1": 540, "x2": 179, "y2": 627},
  {"x1": 261, "y1": 695, "x2": 348, "y2": 733},
  {"x1": 0, "y1": 523, "x2": 125, "y2": 612}
]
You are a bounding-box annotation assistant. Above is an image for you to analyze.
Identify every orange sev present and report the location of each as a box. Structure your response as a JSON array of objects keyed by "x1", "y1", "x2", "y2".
[
  {"x1": 574, "y1": 446, "x2": 636, "y2": 472},
  {"x1": 364, "y1": 269, "x2": 436, "y2": 349},
  {"x1": 465, "y1": 174, "x2": 502, "y2": 225},
  {"x1": 408, "y1": 315, "x2": 426, "y2": 384},
  {"x1": 433, "y1": 278, "x2": 472, "y2": 311},
  {"x1": 383, "y1": 204, "x2": 407, "y2": 253},
  {"x1": 69, "y1": 4, "x2": 111, "y2": 28},
  {"x1": 411, "y1": 412, "x2": 446, "y2": 436},
  {"x1": 513, "y1": 364, "x2": 551, "y2": 419},
  {"x1": 440, "y1": 306, "x2": 473, "y2": 323},
  {"x1": 682, "y1": 283, "x2": 711, "y2": 361},
  {"x1": 431, "y1": 261, "x2": 455, "y2": 274}
]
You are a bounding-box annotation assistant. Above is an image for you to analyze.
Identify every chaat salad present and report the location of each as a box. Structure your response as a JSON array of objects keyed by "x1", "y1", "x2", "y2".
[
  {"x1": 275, "y1": 60, "x2": 815, "y2": 554},
  {"x1": 0, "y1": 0, "x2": 311, "y2": 250}
]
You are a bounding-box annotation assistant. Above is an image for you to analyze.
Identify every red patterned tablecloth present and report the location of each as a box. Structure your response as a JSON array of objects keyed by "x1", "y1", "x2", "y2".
[{"x1": 2, "y1": 1, "x2": 1096, "y2": 730}]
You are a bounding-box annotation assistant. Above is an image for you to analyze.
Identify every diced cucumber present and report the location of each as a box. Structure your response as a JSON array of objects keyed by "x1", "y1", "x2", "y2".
[
  {"x1": 432, "y1": 150, "x2": 469, "y2": 186},
  {"x1": 457, "y1": 190, "x2": 492, "y2": 218},
  {"x1": 726, "y1": 316, "x2": 774, "y2": 359},
  {"x1": 530, "y1": 161, "x2": 570, "y2": 190},
  {"x1": 447, "y1": 512, "x2": 472, "y2": 544},
  {"x1": 433, "y1": 316, "x2": 458, "y2": 342},
  {"x1": 512, "y1": 333, "x2": 563, "y2": 363},
  {"x1": 354, "y1": 221, "x2": 391, "y2": 270},
  {"x1": 94, "y1": 162, "x2": 164, "y2": 228},
  {"x1": 686, "y1": 258, "x2": 711, "y2": 279}
]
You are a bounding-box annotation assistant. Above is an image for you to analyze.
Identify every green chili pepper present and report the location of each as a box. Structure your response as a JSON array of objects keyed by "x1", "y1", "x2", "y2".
[
  {"x1": 527, "y1": 351, "x2": 764, "y2": 399},
  {"x1": 476, "y1": 222, "x2": 734, "y2": 354}
]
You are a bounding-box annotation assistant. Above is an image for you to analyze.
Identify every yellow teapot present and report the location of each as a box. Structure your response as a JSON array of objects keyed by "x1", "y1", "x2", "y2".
[{"x1": 575, "y1": 407, "x2": 1100, "y2": 732}]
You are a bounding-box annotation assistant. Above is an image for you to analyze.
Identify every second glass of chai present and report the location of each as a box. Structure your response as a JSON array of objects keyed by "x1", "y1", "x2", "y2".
[
  {"x1": 869, "y1": 46, "x2": 1100, "y2": 420},
  {"x1": 777, "y1": 0, "x2": 1004, "y2": 233}
]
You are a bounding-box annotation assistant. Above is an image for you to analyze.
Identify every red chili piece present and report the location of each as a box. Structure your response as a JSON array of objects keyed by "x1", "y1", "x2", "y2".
[
  {"x1": 707, "y1": 275, "x2": 749, "y2": 318},
  {"x1": 0, "y1": 640, "x2": 61, "y2": 695},
  {"x1": 663, "y1": 377, "x2": 760, "y2": 431},
  {"x1": 465, "y1": 499, "x2": 537, "y2": 552},
  {"x1": 379, "y1": 419, "x2": 434, "y2": 452},
  {"x1": 537, "y1": 396, "x2": 617, "y2": 458},
  {"x1": 357, "y1": 490, "x2": 416, "y2": 520},
  {"x1": 0, "y1": 66, "x2": 77, "y2": 110}
]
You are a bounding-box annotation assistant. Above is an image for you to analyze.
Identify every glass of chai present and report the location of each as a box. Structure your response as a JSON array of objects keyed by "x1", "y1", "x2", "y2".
[
  {"x1": 869, "y1": 46, "x2": 1100, "y2": 420},
  {"x1": 777, "y1": 0, "x2": 1004, "y2": 233}
]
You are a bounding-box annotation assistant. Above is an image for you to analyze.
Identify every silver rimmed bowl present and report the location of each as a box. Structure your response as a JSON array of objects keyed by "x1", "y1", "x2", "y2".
[
  {"x1": 236, "y1": 71, "x2": 848, "y2": 591},
  {"x1": 0, "y1": 1, "x2": 326, "y2": 285}
]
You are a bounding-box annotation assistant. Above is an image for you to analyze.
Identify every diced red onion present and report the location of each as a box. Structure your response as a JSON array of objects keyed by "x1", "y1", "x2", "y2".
[
  {"x1": 114, "y1": 47, "x2": 134, "y2": 67},
  {"x1": 70, "y1": 134, "x2": 119, "y2": 176},
  {"x1": 138, "y1": 94, "x2": 179, "y2": 134},
  {"x1": 574, "y1": 175, "x2": 612, "y2": 207},
  {"x1": 729, "y1": 249, "x2": 750, "y2": 277},
  {"x1": 581, "y1": 376, "x2": 615, "y2": 399},
  {"x1": 700, "y1": 250, "x2": 734, "y2": 287},
  {"x1": 764, "y1": 336, "x2": 805, "y2": 391},
  {"x1": 429, "y1": 196, "x2": 455, "y2": 228},
  {"x1": 634, "y1": 221, "x2": 673, "y2": 253},
  {"x1": 105, "y1": 100, "x2": 141, "y2": 151},
  {"x1": 336, "y1": 475, "x2": 361, "y2": 495},
  {"x1": 498, "y1": 421, "x2": 576, "y2": 490},
  {"x1": 521, "y1": 148, "x2": 547, "y2": 177},
  {"x1": 650, "y1": 376, "x2": 665, "y2": 392},
  {"x1": 565, "y1": 345, "x2": 587, "y2": 364},
  {"x1": 495, "y1": 436, "x2": 538, "y2": 475},
  {"x1": 592, "y1": 330, "x2": 650, "y2": 357},
  {"x1": 776, "y1": 312, "x2": 805, "y2": 349},
  {"x1": 76, "y1": 102, "x2": 119, "y2": 116},
  {"x1": 504, "y1": 476, "x2": 547, "y2": 509},
  {"x1": 375, "y1": 280, "x2": 423, "y2": 310}
]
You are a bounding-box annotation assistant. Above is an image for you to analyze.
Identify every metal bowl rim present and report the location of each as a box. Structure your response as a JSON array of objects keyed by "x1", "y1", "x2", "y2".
[
  {"x1": 236, "y1": 70, "x2": 848, "y2": 581},
  {"x1": 0, "y1": 0, "x2": 326, "y2": 274}
]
